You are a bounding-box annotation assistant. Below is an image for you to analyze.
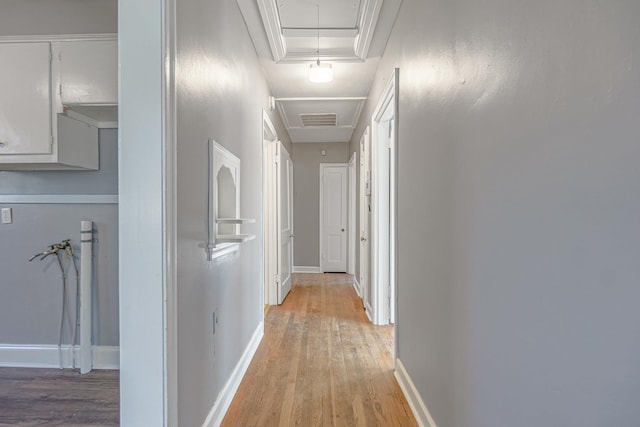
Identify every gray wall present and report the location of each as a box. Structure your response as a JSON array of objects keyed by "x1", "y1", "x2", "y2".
[
  {"x1": 351, "y1": 0, "x2": 640, "y2": 426},
  {"x1": 292, "y1": 142, "x2": 350, "y2": 268},
  {"x1": 0, "y1": 0, "x2": 119, "y2": 350},
  {"x1": 174, "y1": 0, "x2": 291, "y2": 425},
  {"x1": 0, "y1": 0, "x2": 117, "y2": 37},
  {"x1": 0, "y1": 130, "x2": 119, "y2": 346}
]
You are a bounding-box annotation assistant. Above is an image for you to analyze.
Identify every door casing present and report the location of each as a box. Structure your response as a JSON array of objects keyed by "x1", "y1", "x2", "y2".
[
  {"x1": 359, "y1": 127, "x2": 372, "y2": 319},
  {"x1": 276, "y1": 143, "x2": 293, "y2": 303},
  {"x1": 370, "y1": 69, "x2": 399, "y2": 327},
  {"x1": 263, "y1": 112, "x2": 279, "y2": 305}
]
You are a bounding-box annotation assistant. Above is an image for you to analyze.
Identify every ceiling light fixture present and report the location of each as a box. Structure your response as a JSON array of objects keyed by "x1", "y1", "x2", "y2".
[{"x1": 309, "y1": 4, "x2": 333, "y2": 83}]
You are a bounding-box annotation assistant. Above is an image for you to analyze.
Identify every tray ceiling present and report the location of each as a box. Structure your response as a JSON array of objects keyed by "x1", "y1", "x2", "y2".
[{"x1": 237, "y1": 0, "x2": 401, "y2": 143}]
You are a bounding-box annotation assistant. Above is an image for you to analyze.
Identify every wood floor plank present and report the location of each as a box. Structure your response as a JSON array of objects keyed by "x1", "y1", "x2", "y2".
[
  {"x1": 0, "y1": 368, "x2": 119, "y2": 426},
  {"x1": 222, "y1": 273, "x2": 418, "y2": 427}
]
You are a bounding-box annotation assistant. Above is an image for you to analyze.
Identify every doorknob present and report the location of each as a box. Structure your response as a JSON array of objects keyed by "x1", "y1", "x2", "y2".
[
  {"x1": 341, "y1": 228, "x2": 345, "y2": 232},
  {"x1": 290, "y1": 233, "x2": 295, "y2": 238}
]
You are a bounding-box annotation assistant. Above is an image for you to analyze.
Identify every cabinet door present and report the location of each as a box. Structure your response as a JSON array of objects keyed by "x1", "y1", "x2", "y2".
[
  {"x1": 60, "y1": 40, "x2": 118, "y2": 105},
  {"x1": 0, "y1": 42, "x2": 53, "y2": 155}
]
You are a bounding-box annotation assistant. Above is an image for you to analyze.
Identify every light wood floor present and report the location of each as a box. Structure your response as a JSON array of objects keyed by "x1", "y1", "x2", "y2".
[
  {"x1": 0, "y1": 367, "x2": 119, "y2": 426},
  {"x1": 222, "y1": 273, "x2": 417, "y2": 427}
]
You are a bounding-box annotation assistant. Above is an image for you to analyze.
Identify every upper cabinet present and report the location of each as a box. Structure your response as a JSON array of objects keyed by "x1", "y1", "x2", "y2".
[
  {"x1": 60, "y1": 40, "x2": 118, "y2": 106},
  {"x1": 0, "y1": 36, "x2": 117, "y2": 170},
  {"x1": 0, "y1": 42, "x2": 53, "y2": 156}
]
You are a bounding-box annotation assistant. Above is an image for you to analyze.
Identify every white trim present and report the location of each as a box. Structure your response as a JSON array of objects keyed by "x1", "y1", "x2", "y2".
[
  {"x1": 0, "y1": 33, "x2": 118, "y2": 43},
  {"x1": 364, "y1": 301, "x2": 374, "y2": 323},
  {"x1": 395, "y1": 359, "x2": 437, "y2": 427},
  {"x1": 118, "y1": 0, "x2": 170, "y2": 422},
  {"x1": 65, "y1": 109, "x2": 118, "y2": 129},
  {"x1": 354, "y1": 0, "x2": 384, "y2": 59},
  {"x1": 202, "y1": 322, "x2": 264, "y2": 427},
  {"x1": 353, "y1": 277, "x2": 362, "y2": 298},
  {"x1": 90, "y1": 346, "x2": 120, "y2": 369},
  {"x1": 164, "y1": 0, "x2": 179, "y2": 422},
  {"x1": 293, "y1": 266, "x2": 322, "y2": 273},
  {"x1": 348, "y1": 153, "x2": 357, "y2": 276},
  {"x1": 359, "y1": 126, "x2": 371, "y2": 317},
  {"x1": 0, "y1": 194, "x2": 118, "y2": 204},
  {"x1": 370, "y1": 68, "x2": 399, "y2": 326},
  {"x1": 263, "y1": 115, "x2": 278, "y2": 306},
  {"x1": 79, "y1": 221, "x2": 93, "y2": 374},
  {"x1": 0, "y1": 344, "x2": 119, "y2": 370},
  {"x1": 256, "y1": 0, "x2": 287, "y2": 62},
  {"x1": 275, "y1": 97, "x2": 367, "y2": 102}
]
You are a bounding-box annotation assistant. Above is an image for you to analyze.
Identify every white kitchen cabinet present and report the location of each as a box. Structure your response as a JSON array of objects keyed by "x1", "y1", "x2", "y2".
[
  {"x1": 0, "y1": 42, "x2": 53, "y2": 156},
  {"x1": 60, "y1": 40, "x2": 118, "y2": 106},
  {"x1": 0, "y1": 36, "x2": 116, "y2": 170}
]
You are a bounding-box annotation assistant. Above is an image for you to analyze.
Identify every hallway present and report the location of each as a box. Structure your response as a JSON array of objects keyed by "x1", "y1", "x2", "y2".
[{"x1": 222, "y1": 273, "x2": 416, "y2": 426}]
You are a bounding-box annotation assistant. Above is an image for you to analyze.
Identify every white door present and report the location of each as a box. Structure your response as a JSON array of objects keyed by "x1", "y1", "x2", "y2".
[
  {"x1": 320, "y1": 164, "x2": 348, "y2": 272},
  {"x1": 277, "y1": 142, "x2": 293, "y2": 303},
  {"x1": 359, "y1": 128, "x2": 372, "y2": 313}
]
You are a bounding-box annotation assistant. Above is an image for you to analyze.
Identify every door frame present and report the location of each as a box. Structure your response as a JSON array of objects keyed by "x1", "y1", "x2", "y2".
[
  {"x1": 319, "y1": 163, "x2": 349, "y2": 272},
  {"x1": 370, "y1": 68, "x2": 399, "y2": 326},
  {"x1": 359, "y1": 126, "x2": 372, "y2": 318},
  {"x1": 276, "y1": 142, "x2": 293, "y2": 303},
  {"x1": 262, "y1": 111, "x2": 278, "y2": 305},
  {"x1": 348, "y1": 152, "x2": 357, "y2": 278}
]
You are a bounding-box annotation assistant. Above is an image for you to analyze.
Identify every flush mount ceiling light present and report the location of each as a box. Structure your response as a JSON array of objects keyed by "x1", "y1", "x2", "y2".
[
  {"x1": 309, "y1": 4, "x2": 333, "y2": 83},
  {"x1": 309, "y1": 62, "x2": 333, "y2": 83}
]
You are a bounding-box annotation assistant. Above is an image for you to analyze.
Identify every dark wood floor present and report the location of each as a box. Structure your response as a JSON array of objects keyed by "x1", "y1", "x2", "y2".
[
  {"x1": 0, "y1": 367, "x2": 119, "y2": 426},
  {"x1": 222, "y1": 273, "x2": 417, "y2": 427}
]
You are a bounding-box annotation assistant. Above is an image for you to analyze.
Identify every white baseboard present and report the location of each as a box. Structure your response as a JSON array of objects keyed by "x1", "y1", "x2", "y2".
[
  {"x1": 202, "y1": 321, "x2": 264, "y2": 427},
  {"x1": 353, "y1": 277, "x2": 362, "y2": 298},
  {"x1": 394, "y1": 359, "x2": 437, "y2": 427},
  {"x1": 0, "y1": 344, "x2": 119, "y2": 370},
  {"x1": 364, "y1": 301, "x2": 374, "y2": 323},
  {"x1": 293, "y1": 266, "x2": 321, "y2": 273}
]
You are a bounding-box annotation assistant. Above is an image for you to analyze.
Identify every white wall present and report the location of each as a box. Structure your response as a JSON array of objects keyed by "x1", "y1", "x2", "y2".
[{"x1": 352, "y1": 0, "x2": 640, "y2": 425}]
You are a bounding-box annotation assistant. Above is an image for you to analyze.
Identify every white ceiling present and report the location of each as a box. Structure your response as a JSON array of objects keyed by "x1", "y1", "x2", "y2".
[{"x1": 237, "y1": 0, "x2": 401, "y2": 143}]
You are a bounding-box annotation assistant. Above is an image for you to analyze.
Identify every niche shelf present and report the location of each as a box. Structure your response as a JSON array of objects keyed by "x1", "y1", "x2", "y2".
[
  {"x1": 216, "y1": 218, "x2": 256, "y2": 224},
  {"x1": 206, "y1": 139, "x2": 255, "y2": 260}
]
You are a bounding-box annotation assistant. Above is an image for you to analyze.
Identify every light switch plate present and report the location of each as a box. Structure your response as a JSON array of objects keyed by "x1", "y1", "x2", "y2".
[{"x1": 1, "y1": 208, "x2": 12, "y2": 224}]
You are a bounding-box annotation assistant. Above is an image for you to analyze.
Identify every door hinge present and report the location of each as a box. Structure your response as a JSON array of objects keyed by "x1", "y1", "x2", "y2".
[{"x1": 274, "y1": 274, "x2": 280, "y2": 287}]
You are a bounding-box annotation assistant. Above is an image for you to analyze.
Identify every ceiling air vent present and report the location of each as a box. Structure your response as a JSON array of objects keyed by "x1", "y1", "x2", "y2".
[{"x1": 300, "y1": 113, "x2": 337, "y2": 127}]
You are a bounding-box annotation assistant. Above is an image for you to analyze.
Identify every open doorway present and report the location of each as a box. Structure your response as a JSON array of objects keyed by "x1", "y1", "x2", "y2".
[
  {"x1": 369, "y1": 69, "x2": 399, "y2": 327},
  {"x1": 263, "y1": 112, "x2": 293, "y2": 306}
]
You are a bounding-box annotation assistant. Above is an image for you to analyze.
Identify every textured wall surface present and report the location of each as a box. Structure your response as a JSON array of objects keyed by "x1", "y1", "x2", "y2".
[
  {"x1": 0, "y1": 130, "x2": 119, "y2": 347},
  {"x1": 174, "y1": 0, "x2": 291, "y2": 424},
  {"x1": 351, "y1": 0, "x2": 640, "y2": 425},
  {"x1": 0, "y1": 0, "x2": 119, "y2": 349},
  {"x1": 0, "y1": 0, "x2": 116, "y2": 36}
]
